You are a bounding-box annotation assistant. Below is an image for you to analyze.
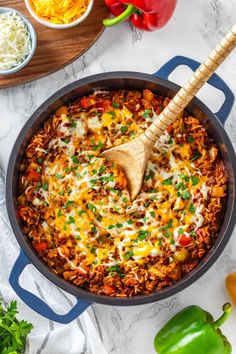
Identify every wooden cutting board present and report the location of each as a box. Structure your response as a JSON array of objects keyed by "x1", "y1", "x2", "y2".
[{"x1": 0, "y1": 0, "x2": 109, "y2": 88}]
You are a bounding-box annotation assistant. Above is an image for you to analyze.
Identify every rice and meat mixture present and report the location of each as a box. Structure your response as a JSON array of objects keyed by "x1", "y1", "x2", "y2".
[{"x1": 17, "y1": 89, "x2": 227, "y2": 297}]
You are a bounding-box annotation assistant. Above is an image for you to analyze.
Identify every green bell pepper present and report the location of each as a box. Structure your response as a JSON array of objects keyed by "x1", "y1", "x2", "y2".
[{"x1": 154, "y1": 303, "x2": 232, "y2": 354}]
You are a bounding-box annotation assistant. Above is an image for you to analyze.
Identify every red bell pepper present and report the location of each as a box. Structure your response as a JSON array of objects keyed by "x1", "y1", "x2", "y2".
[{"x1": 103, "y1": 0, "x2": 178, "y2": 31}]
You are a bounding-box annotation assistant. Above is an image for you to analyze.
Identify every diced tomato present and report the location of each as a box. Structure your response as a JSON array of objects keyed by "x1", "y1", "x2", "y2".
[
  {"x1": 34, "y1": 242, "x2": 48, "y2": 252},
  {"x1": 80, "y1": 97, "x2": 92, "y2": 109},
  {"x1": 95, "y1": 100, "x2": 112, "y2": 112},
  {"x1": 179, "y1": 235, "x2": 192, "y2": 247},
  {"x1": 103, "y1": 285, "x2": 115, "y2": 295},
  {"x1": 27, "y1": 169, "x2": 41, "y2": 181}
]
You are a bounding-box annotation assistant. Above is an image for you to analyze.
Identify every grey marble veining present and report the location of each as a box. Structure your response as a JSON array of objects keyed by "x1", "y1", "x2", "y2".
[{"x1": 1, "y1": 0, "x2": 236, "y2": 353}]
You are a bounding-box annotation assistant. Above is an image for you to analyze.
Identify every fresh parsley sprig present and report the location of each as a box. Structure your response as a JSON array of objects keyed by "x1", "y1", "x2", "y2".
[{"x1": 0, "y1": 300, "x2": 33, "y2": 354}]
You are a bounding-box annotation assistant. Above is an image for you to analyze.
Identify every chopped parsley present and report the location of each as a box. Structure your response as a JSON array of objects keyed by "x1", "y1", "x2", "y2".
[
  {"x1": 93, "y1": 141, "x2": 103, "y2": 151},
  {"x1": 107, "y1": 265, "x2": 125, "y2": 278},
  {"x1": 107, "y1": 111, "x2": 116, "y2": 118},
  {"x1": 179, "y1": 174, "x2": 190, "y2": 182},
  {"x1": 190, "y1": 231, "x2": 196, "y2": 237},
  {"x1": 112, "y1": 101, "x2": 120, "y2": 108},
  {"x1": 67, "y1": 216, "x2": 75, "y2": 224},
  {"x1": 116, "y1": 223, "x2": 123, "y2": 228},
  {"x1": 57, "y1": 210, "x2": 63, "y2": 217},
  {"x1": 144, "y1": 175, "x2": 152, "y2": 181},
  {"x1": 138, "y1": 230, "x2": 149, "y2": 240},
  {"x1": 34, "y1": 181, "x2": 41, "y2": 191},
  {"x1": 143, "y1": 109, "x2": 152, "y2": 118},
  {"x1": 124, "y1": 250, "x2": 134, "y2": 259},
  {"x1": 178, "y1": 228, "x2": 184, "y2": 234},
  {"x1": 161, "y1": 219, "x2": 173, "y2": 232},
  {"x1": 91, "y1": 226, "x2": 97, "y2": 233},
  {"x1": 65, "y1": 200, "x2": 74, "y2": 208},
  {"x1": 162, "y1": 176, "x2": 173, "y2": 185},
  {"x1": 63, "y1": 138, "x2": 70, "y2": 144},
  {"x1": 90, "y1": 247, "x2": 96, "y2": 254},
  {"x1": 108, "y1": 225, "x2": 115, "y2": 230},
  {"x1": 188, "y1": 135, "x2": 194, "y2": 143},
  {"x1": 112, "y1": 206, "x2": 120, "y2": 212},
  {"x1": 37, "y1": 157, "x2": 43, "y2": 164},
  {"x1": 55, "y1": 173, "x2": 62, "y2": 179},
  {"x1": 76, "y1": 234, "x2": 81, "y2": 240},
  {"x1": 42, "y1": 182, "x2": 48, "y2": 191},
  {"x1": 175, "y1": 182, "x2": 186, "y2": 190},
  {"x1": 99, "y1": 166, "x2": 106, "y2": 174},
  {"x1": 181, "y1": 190, "x2": 191, "y2": 200},
  {"x1": 168, "y1": 138, "x2": 174, "y2": 144},
  {"x1": 70, "y1": 121, "x2": 77, "y2": 128},
  {"x1": 164, "y1": 231, "x2": 172, "y2": 238},
  {"x1": 123, "y1": 197, "x2": 128, "y2": 203},
  {"x1": 71, "y1": 155, "x2": 79, "y2": 164},
  {"x1": 120, "y1": 125, "x2": 128, "y2": 134},
  {"x1": 78, "y1": 209, "x2": 86, "y2": 216},
  {"x1": 129, "y1": 130, "x2": 135, "y2": 137},
  {"x1": 127, "y1": 219, "x2": 132, "y2": 225},
  {"x1": 189, "y1": 203, "x2": 196, "y2": 214},
  {"x1": 191, "y1": 151, "x2": 201, "y2": 161},
  {"x1": 43, "y1": 200, "x2": 49, "y2": 207},
  {"x1": 190, "y1": 175, "x2": 200, "y2": 186},
  {"x1": 150, "y1": 211, "x2": 155, "y2": 218},
  {"x1": 87, "y1": 203, "x2": 97, "y2": 212}
]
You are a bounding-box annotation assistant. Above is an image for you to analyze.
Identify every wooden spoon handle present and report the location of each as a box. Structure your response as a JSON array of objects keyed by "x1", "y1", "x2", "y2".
[{"x1": 140, "y1": 24, "x2": 236, "y2": 147}]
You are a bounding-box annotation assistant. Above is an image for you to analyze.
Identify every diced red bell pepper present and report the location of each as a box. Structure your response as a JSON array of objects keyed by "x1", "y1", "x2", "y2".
[
  {"x1": 28, "y1": 170, "x2": 41, "y2": 181},
  {"x1": 103, "y1": 285, "x2": 115, "y2": 295},
  {"x1": 80, "y1": 97, "x2": 92, "y2": 109},
  {"x1": 34, "y1": 242, "x2": 48, "y2": 252},
  {"x1": 179, "y1": 235, "x2": 192, "y2": 247}
]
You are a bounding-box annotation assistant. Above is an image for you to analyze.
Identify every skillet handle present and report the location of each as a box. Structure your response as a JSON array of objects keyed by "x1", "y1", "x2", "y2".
[
  {"x1": 9, "y1": 251, "x2": 91, "y2": 324},
  {"x1": 154, "y1": 55, "x2": 235, "y2": 125}
]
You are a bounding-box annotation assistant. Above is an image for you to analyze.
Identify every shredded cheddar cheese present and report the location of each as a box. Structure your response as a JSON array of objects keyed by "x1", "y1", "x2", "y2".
[
  {"x1": 18, "y1": 89, "x2": 227, "y2": 297},
  {"x1": 31, "y1": 0, "x2": 91, "y2": 24}
]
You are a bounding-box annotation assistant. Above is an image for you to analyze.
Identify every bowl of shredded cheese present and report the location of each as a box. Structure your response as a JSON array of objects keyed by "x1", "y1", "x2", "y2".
[
  {"x1": 0, "y1": 7, "x2": 36, "y2": 75},
  {"x1": 24, "y1": 0, "x2": 94, "y2": 29}
]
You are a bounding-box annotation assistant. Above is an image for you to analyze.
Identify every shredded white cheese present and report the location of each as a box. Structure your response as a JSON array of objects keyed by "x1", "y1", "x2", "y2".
[{"x1": 0, "y1": 11, "x2": 31, "y2": 70}]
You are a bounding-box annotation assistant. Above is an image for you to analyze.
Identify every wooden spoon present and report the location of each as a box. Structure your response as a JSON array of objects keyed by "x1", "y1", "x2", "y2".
[{"x1": 101, "y1": 24, "x2": 236, "y2": 201}]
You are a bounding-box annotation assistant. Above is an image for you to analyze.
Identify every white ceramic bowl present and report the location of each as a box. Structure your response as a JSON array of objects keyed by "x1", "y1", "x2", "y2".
[
  {"x1": 0, "y1": 7, "x2": 37, "y2": 75},
  {"x1": 24, "y1": 0, "x2": 94, "y2": 29}
]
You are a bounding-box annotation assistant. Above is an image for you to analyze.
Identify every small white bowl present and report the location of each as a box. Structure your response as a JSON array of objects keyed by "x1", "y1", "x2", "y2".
[
  {"x1": 24, "y1": 0, "x2": 94, "y2": 29},
  {"x1": 0, "y1": 7, "x2": 37, "y2": 75}
]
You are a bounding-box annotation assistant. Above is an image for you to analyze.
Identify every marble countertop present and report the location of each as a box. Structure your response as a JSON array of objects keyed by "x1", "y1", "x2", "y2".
[{"x1": 1, "y1": 0, "x2": 236, "y2": 353}]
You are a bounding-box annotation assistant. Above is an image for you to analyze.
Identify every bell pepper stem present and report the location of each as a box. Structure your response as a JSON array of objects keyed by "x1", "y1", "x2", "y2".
[
  {"x1": 212, "y1": 303, "x2": 232, "y2": 330},
  {"x1": 103, "y1": 4, "x2": 137, "y2": 27}
]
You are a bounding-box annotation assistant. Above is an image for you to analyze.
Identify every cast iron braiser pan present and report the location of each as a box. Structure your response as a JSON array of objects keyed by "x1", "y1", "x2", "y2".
[{"x1": 6, "y1": 66, "x2": 236, "y2": 307}]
